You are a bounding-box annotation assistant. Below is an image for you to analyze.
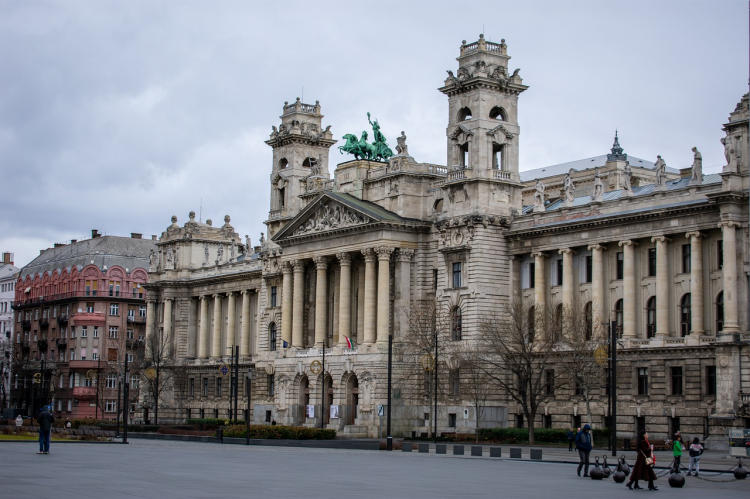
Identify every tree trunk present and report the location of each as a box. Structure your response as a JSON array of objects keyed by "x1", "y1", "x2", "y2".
[
  {"x1": 527, "y1": 409, "x2": 536, "y2": 445},
  {"x1": 583, "y1": 386, "x2": 593, "y2": 426}
]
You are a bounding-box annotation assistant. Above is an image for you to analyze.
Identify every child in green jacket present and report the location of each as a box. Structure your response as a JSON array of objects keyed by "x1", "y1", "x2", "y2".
[{"x1": 672, "y1": 432, "x2": 685, "y2": 471}]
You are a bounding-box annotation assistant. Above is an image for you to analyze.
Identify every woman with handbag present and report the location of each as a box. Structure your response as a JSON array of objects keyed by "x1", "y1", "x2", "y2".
[{"x1": 626, "y1": 430, "x2": 658, "y2": 490}]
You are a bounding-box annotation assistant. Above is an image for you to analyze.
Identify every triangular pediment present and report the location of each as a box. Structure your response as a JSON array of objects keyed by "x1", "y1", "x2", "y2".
[
  {"x1": 487, "y1": 124, "x2": 514, "y2": 140},
  {"x1": 450, "y1": 124, "x2": 474, "y2": 140},
  {"x1": 273, "y1": 192, "x2": 411, "y2": 242}
]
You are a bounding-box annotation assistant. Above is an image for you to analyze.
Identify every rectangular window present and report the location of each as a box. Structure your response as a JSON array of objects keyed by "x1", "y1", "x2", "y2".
[
  {"x1": 268, "y1": 374, "x2": 274, "y2": 396},
  {"x1": 105, "y1": 400, "x2": 117, "y2": 412},
  {"x1": 671, "y1": 366, "x2": 683, "y2": 395},
  {"x1": 93, "y1": 326, "x2": 99, "y2": 338},
  {"x1": 648, "y1": 248, "x2": 657, "y2": 277},
  {"x1": 127, "y1": 329, "x2": 134, "y2": 339},
  {"x1": 574, "y1": 376, "x2": 584, "y2": 396},
  {"x1": 706, "y1": 366, "x2": 716, "y2": 396},
  {"x1": 92, "y1": 352, "x2": 98, "y2": 360},
  {"x1": 449, "y1": 369, "x2": 460, "y2": 396},
  {"x1": 546, "y1": 370, "x2": 555, "y2": 395},
  {"x1": 84, "y1": 374, "x2": 94, "y2": 387},
  {"x1": 682, "y1": 244, "x2": 691, "y2": 273},
  {"x1": 216, "y1": 378, "x2": 222, "y2": 396},
  {"x1": 108, "y1": 326, "x2": 118, "y2": 339},
  {"x1": 717, "y1": 240, "x2": 723, "y2": 269},
  {"x1": 139, "y1": 305, "x2": 147, "y2": 317},
  {"x1": 556, "y1": 259, "x2": 563, "y2": 286},
  {"x1": 85, "y1": 280, "x2": 98, "y2": 296},
  {"x1": 189, "y1": 378, "x2": 195, "y2": 397},
  {"x1": 127, "y1": 308, "x2": 135, "y2": 318},
  {"x1": 616, "y1": 252, "x2": 624, "y2": 280},
  {"x1": 637, "y1": 367, "x2": 649, "y2": 395},
  {"x1": 270, "y1": 286, "x2": 277, "y2": 308},
  {"x1": 109, "y1": 280, "x2": 121, "y2": 297},
  {"x1": 80, "y1": 326, "x2": 87, "y2": 338},
  {"x1": 106, "y1": 374, "x2": 117, "y2": 388},
  {"x1": 202, "y1": 378, "x2": 208, "y2": 397},
  {"x1": 448, "y1": 413, "x2": 457, "y2": 428},
  {"x1": 585, "y1": 256, "x2": 593, "y2": 283},
  {"x1": 452, "y1": 262, "x2": 462, "y2": 288},
  {"x1": 86, "y1": 302, "x2": 94, "y2": 313},
  {"x1": 130, "y1": 374, "x2": 139, "y2": 389},
  {"x1": 544, "y1": 415, "x2": 552, "y2": 429},
  {"x1": 109, "y1": 303, "x2": 119, "y2": 316},
  {"x1": 529, "y1": 262, "x2": 535, "y2": 288},
  {"x1": 433, "y1": 269, "x2": 438, "y2": 292},
  {"x1": 516, "y1": 414, "x2": 524, "y2": 429},
  {"x1": 126, "y1": 353, "x2": 133, "y2": 362}
]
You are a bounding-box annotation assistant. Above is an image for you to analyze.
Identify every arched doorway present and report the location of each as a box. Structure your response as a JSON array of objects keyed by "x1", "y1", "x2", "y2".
[
  {"x1": 346, "y1": 375, "x2": 359, "y2": 425},
  {"x1": 298, "y1": 376, "x2": 309, "y2": 424}
]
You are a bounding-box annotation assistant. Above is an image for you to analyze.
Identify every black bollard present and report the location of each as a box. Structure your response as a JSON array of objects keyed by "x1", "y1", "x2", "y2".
[
  {"x1": 601, "y1": 456, "x2": 611, "y2": 478},
  {"x1": 734, "y1": 458, "x2": 747, "y2": 480},
  {"x1": 590, "y1": 456, "x2": 604, "y2": 480},
  {"x1": 619, "y1": 455, "x2": 631, "y2": 475},
  {"x1": 612, "y1": 456, "x2": 627, "y2": 483}
]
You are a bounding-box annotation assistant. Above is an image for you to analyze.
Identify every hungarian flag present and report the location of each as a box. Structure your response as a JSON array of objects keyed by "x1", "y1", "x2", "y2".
[{"x1": 344, "y1": 336, "x2": 353, "y2": 349}]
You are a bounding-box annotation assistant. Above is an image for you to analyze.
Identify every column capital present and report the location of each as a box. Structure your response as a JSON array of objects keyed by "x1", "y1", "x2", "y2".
[
  {"x1": 587, "y1": 244, "x2": 607, "y2": 251},
  {"x1": 292, "y1": 259, "x2": 305, "y2": 272},
  {"x1": 362, "y1": 248, "x2": 377, "y2": 262},
  {"x1": 240, "y1": 290, "x2": 248, "y2": 296},
  {"x1": 558, "y1": 248, "x2": 577, "y2": 255},
  {"x1": 375, "y1": 246, "x2": 394, "y2": 260},
  {"x1": 147, "y1": 299, "x2": 157, "y2": 304},
  {"x1": 531, "y1": 252, "x2": 548, "y2": 259},
  {"x1": 618, "y1": 240, "x2": 639, "y2": 247},
  {"x1": 336, "y1": 252, "x2": 352, "y2": 265},
  {"x1": 395, "y1": 248, "x2": 415, "y2": 262},
  {"x1": 212, "y1": 293, "x2": 220, "y2": 299},
  {"x1": 225, "y1": 291, "x2": 234, "y2": 297},
  {"x1": 281, "y1": 261, "x2": 293, "y2": 273},
  {"x1": 651, "y1": 235, "x2": 671, "y2": 243},
  {"x1": 685, "y1": 231, "x2": 704, "y2": 240},
  {"x1": 718, "y1": 220, "x2": 741, "y2": 230},
  {"x1": 313, "y1": 256, "x2": 329, "y2": 269}
]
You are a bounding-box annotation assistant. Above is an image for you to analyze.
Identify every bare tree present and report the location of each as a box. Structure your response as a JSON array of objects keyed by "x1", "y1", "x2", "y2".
[
  {"x1": 171, "y1": 360, "x2": 191, "y2": 420},
  {"x1": 558, "y1": 305, "x2": 608, "y2": 426},
  {"x1": 450, "y1": 341, "x2": 492, "y2": 442},
  {"x1": 479, "y1": 299, "x2": 567, "y2": 445},
  {"x1": 142, "y1": 329, "x2": 174, "y2": 424}
]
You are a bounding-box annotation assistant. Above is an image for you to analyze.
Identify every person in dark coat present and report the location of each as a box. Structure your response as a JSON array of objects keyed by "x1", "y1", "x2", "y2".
[
  {"x1": 36, "y1": 405, "x2": 55, "y2": 455},
  {"x1": 575, "y1": 424, "x2": 593, "y2": 476},
  {"x1": 566, "y1": 429, "x2": 575, "y2": 451},
  {"x1": 626, "y1": 430, "x2": 658, "y2": 490}
]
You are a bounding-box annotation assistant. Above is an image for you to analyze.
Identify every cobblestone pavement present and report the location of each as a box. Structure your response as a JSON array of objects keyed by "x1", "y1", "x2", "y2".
[{"x1": 0, "y1": 439, "x2": 747, "y2": 498}]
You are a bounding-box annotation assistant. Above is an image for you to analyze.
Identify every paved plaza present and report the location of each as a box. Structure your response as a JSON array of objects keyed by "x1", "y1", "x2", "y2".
[{"x1": 1, "y1": 440, "x2": 748, "y2": 498}]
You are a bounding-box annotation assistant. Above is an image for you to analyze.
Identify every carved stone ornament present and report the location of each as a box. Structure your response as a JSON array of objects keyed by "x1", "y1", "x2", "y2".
[{"x1": 293, "y1": 202, "x2": 370, "y2": 236}]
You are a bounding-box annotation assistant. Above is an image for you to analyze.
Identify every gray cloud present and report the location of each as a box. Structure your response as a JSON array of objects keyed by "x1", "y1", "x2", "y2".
[{"x1": 0, "y1": 0, "x2": 745, "y2": 266}]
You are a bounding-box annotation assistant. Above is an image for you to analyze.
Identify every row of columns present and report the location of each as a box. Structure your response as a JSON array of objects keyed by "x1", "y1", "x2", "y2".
[
  {"x1": 528, "y1": 222, "x2": 741, "y2": 337},
  {"x1": 279, "y1": 247, "x2": 411, "y2": 348},
  {"x1": 191, "y1": 291, "x2": 254, "y2": 359}
]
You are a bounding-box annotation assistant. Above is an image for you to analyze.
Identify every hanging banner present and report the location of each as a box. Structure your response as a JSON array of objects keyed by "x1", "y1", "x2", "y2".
[
  {"x1": 307, "y1": 404, "x2": 315, "y2": 418},
  {"x1": 330, "y1": 405, "x2": 339, "y2": 419}
]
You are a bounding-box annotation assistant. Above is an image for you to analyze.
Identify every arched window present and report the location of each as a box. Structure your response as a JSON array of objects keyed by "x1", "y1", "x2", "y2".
[
  {"x1": 489, "y1": 106, "x2": 507, "y2": 121},
  {"x1": 614, "y1": 299, "x2": 624, "y2": 338},
  {"x1": 527, "y1": 306, "x2": 535, "y2": 343},
  {"x1": 302, "y1": 156, "x2": 317, "y2": 168},
  {"x1": 433, "y1": 198, "x2": 444, "y2": 213},
  {"x1": 451, "y1": 307, "x2": 462, "y2": 341},
  {"x1": 680, "y1": 293, "x2": 691, "y2": 337},
  {"x1": 584, "y1": 301, "x2": 593, "y2": 340},
  {"x1": 278, "y1": 158, "x2": 288, "y2": 170},
  {"x1": 269, "y1": 322, "x2": 277, "y2": 351},
  {"x1": 715, "y1": 291, "x2": 724, "y2": 333},
  {"x1": 457, "y1": 107, "x2": 473, "y2": 121},
  {"x1": 646, "y1": 297, "x2": 656, "y2": 338}
]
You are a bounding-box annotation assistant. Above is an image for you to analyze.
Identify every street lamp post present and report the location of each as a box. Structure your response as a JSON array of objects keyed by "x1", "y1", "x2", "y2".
[
  {"x1": 123, "y1": 353, "x2": 129, "y2": 444},
  {"x1": 387, "y1": 334, "x2": 393, "y2": 451},
  {"x1": 245, "y1": 370, "x2": 252, "y2": 445},
  {"x1": 610, "y1": 320, "x2": 617, "y2": 457}
]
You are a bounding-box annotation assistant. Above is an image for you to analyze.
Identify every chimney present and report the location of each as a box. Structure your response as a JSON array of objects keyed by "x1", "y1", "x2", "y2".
[
  {"x1": 70, "y1": 239, "x2": 77, "y2": 243},
  {"x1": 2, "y1": 252, "x2": 13, "y2": 265},
  {"x1": 131, "y1": 233, "x2": 142, "y2": 239},
  {"x1": 152, "y1": 235, "x2": 157, "y2": 241},
  {"x1": 91, "y1": 229, "x2": 99, "y2": 238},
  {"x1": 53, "y1": 243, "x2": 65, "y2": 248}
]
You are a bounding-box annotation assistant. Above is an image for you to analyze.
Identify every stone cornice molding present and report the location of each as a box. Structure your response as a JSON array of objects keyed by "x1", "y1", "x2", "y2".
[
  {"x1": 618, "y1": 240, "x2": 639, "y2": 248},
  {"x1": 651, "y1": 235, "x2": 672, "y2": 243}
]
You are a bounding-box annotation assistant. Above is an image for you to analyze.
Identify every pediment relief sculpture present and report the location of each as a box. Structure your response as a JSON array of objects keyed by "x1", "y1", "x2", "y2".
[
  {"x1": 293, "y1": 202, "x2": 370, "y2": 236},
  {"x1": 487, "y1": 124, "x2": 514, "y2": 140}
]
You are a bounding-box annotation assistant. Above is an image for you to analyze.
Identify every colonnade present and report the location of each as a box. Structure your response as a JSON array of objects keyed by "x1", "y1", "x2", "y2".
[
  {"x1": 522, "y1": 225, "x2": 740, "y2": 338},
  {"x1": 279, "y1": 247, "x2": 413, "y2": 348}
]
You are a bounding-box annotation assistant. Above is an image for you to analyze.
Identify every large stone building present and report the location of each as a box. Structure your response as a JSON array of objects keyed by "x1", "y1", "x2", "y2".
[
  {"x1": 0, "y1": 252, "x2": 19, "y2": 411},
  {"x1": 145, "y1": 36, "x2": 749, "y2": 446},
  {"x1": 11, "y1": 232, "x2": 155, "y2": 418}
]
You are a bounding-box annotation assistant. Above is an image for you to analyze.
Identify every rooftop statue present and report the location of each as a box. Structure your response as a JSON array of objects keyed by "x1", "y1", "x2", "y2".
[{"x1": 339, "y1": 113, "x2": 394, "y2": 161}]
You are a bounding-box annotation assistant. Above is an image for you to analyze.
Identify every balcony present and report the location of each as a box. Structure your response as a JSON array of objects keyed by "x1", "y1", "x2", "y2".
[
  {"x1": 39, "y1": 319, "x2": 49, "y2": 328},
  {"x1": 12, "y1": 289, "x2": 149, "y2": 309},
  {"x1": 21, "y1": 341, "x2": 30, "y2": 351},
  {"x1": 37, "y1": 339, "x2": 48, "y2": 351},
  {"x1": 57, "y1": 314, "x2": 68, "y2": 325},
  {"x1": 21, "y1": 320, "x2": 31, "y2": 330},
  {"x1": 56, "y1": 338, "x2": 67, "y2": 349},
  {"x1": 73, "y1": 386, "x2": 96, "y2": 400},
  {"x1": 127, "y1": 316, "x2": 146, "y2": 324},
  {"x1": 68, "y1": 360, "x2": 100, "y2": 370},
  {"x1": 127, "y1": 338, "x2": 145, "y2": 349}
]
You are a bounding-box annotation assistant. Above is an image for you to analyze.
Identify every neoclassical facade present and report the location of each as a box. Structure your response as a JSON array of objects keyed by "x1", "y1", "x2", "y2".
[{"x1": 146, "y1": 36, "x2": 749, "y2": 446}]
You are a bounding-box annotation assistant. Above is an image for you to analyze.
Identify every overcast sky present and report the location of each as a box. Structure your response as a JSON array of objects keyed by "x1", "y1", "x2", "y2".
[{"x1": 1, "y1": 0, "x2": 747, "y2": 268}]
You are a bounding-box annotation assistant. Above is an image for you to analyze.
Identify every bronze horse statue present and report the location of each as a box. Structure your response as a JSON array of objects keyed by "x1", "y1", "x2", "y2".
[{"x1": 339, "y1": 132, "x2": 378, "y2": 160}]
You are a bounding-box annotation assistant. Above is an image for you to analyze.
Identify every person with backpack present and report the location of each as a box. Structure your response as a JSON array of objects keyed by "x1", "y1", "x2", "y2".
[
  {"x1": 36, "y1": 405, "x2": 55, "y2": 454},
  {"x1": 687, "y1": 437, "x2": 704, "y2": 476}
]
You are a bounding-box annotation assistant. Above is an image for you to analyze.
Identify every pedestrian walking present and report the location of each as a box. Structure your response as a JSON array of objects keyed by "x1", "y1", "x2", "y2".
[
  {"x1": 672, "y1": 432, "x2": 685, "y2": 471},
  {"x1": 575, "y1": 424, "x2": 593, "y2": 476},
  {"x1": 687, "y1": 437, "x2": 704, "y2": 476},
  {"x1": 36, "y1": 405, "x2": 55, "y2": 455},
  {"x1": 566, "y1": 428, "x2": 575, "y2": 451},
  {"x1": 626, "y1": 430, "x2": 658, "y2": 490}
]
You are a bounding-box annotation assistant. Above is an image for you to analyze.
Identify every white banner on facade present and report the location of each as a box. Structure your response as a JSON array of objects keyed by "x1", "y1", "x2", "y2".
[
  {"x1": 307, "y1": 404, "x2": 315, "y2": 418},
  {"x1": 330, "y1": 405, "x2": 339, "y2": 419}
]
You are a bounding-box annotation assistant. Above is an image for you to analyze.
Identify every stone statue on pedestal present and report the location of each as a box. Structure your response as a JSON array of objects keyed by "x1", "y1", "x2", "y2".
[
  {"x1": 564, "y1": 170, "x2": 576, "y2": 203},
  {"x1": 654, "y1": 155, "x2": 666, "y2": 186},
  {"x1": 593, "y1": 168, "x2": 603, "y2": 200},
  {"x1": 691, "y1": 147, "x2": 703, "y2": 181},
  {"x1": 149, "y1": 249, "x2": 157, "y2": 271},
  {"x1": 165, "y1": 247, "x2": 174, "y2": 269},
  {"x1": 230, "y1": 239, "x2": 236, "y2": 260},
  {"x1": 216, "y1": 244, "x2": 224, "y2": 263},
  {"x1": 533, "y1": 179, "x2": 545, "y2": 211},
  {"x1": 722, "y1": 137, "x2": 737, "y2": 172},
  {"x1": 203, "y1": 244, "x2": 210, "y2": 265},
  {"x1": 622, "y1": 164, "x2": 633, "y2": 193},
  {"x1": 245, "y1": 235, "x2": 252, "y2": 253},
  {"x1": 396, "y1": 131, "x2": 409, "y2": 156}
]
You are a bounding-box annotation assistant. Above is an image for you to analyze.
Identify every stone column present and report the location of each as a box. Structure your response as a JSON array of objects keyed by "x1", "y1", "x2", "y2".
[
  {"x1": 198, "y1": 296, "x2": 208, "y2": 359},
  {"x1": 394, "y1": 249, "x2": 414, "y2": 339},
  {"x1": 211, "y1": 294, "x2": 222, "y2": 358},
  {"x1": 651, "y1": 236, "x2": 671, "y2": 337},
  {"x1": 558, "y1": 249, "x2": 576, "y2": 315},
  {"x1": 719, "y1": 221, "x2": 741, "y2": 333},
  {"x1": 313, "y1": 256, "x2": 329, "y2": 347},
  {"x1": 337, "y1": 253, "x2": 352, "y2": 346},
  {"x1": 281, "y1": 262, "x2": 293, "y2": 346},
  {"x1": 226, "y1": 292, "x2": 236, "y2": 349},
  {"x1": 362, "y1": 248, "x2": 377, "y2": 345},
  {"x1": 376, "y1": 246, "x2": 394, "y2": 343},
  {"x1": 509, "y1": 256, "x2": 522, "y2": 302},
  {"x1": 587, "y1": 244, "x2": 607, "y2": 336},
  {"x1": 240, "y1": 291, "x2": 251, "y2": 356},
  {"x1": 532, "y1": 252, "x2": 547, "y2": 311},
  {"x1": 163, "y1": 298, "x2": 173, "y2": 343},
  {"x1": 619, "y1": 240, "x2": 638, "y2": 338},
  {"x1": 145, "y1": 299, "x2": 156, "y2": 343},
  {"x1": 292, "y1": 260, "x2": 305, "y2": 347},
  {"x1": 686, "y1": 232, "x2": 705, "y2": 335}
]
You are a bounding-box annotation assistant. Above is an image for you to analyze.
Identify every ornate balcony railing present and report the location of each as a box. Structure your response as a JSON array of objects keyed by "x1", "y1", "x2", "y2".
[{"x1": 12, "y1": 289, "x2": 147, "y2": 308}]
